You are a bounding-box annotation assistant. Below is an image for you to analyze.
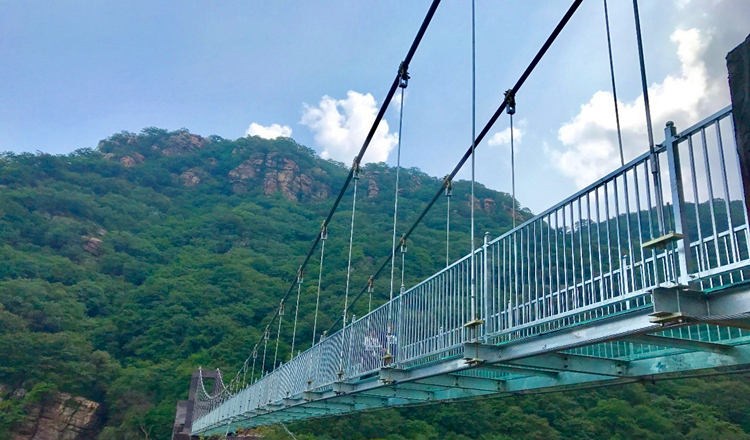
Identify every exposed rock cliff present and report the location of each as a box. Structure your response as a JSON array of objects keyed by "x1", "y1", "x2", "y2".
[
  {"x1": 229, "y1": 151, "x2": 330, "y2": 201},
  {"x1": 6, "y1": 389, "x2": 102, "y2": 440}
]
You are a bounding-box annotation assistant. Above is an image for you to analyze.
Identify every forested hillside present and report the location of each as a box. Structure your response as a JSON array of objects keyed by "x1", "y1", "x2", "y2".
[{"x1": 1, "y1": 128, "x2": 749, "y2": 440}]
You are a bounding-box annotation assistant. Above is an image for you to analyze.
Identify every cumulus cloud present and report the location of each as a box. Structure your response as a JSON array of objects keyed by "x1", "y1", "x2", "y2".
[
  {"x1": 300, "y1": 91, "x2": 398, "y2": 164},
  {"x1": 487, "y1": 120, "x2": 526, "y2": 149},
  {"x1": 246, "y1": 122, "x2": 292, "y2": 139},
  {"x1": 550, "y1": 28, "x2": 725, "y2": 188}
]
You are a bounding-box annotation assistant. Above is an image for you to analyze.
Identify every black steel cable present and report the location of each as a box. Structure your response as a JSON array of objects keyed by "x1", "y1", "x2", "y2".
[
  {"x1": 243, "y1": 0, "x2": 442, "y2": 369},
  {"x1": 327, "y1": 0, "x2": 583, "y2": 333}
]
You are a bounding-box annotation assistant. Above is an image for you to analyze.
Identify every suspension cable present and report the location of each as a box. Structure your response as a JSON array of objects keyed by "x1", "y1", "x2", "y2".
[
  {"x1": 632, "y1": 0, "x2": 665, "y2": 234},
  {"x1": 339, "y1": 164, "x2": 360, "y2": 373},
  {"x1": 325, "y1": 0, "x2": 582, "y2": 333},
  {"x1": 603, "y1": 0, "x2": 625, "y2": 167},
  {"x1": 400, "y1": 236, "x2": 407, "y2": 293},
  {"x1": 272, "y1": 302, "x2": 283, "y2": 371},
  {"x1": 445, "y1": 177, "x2": 452, "y2": 267},
  {"x1": 311, "y1": 226, "x2": 326, "y2": 346},
  {"x1": 306, "y1": 227, "x2": 326, "y2": 385},
  {"x1": 505, "y1": 90, "x2": 517, "y2": 228},
  {"x1": 250, "y1": 349, "x2": 257, "y2": 384},
  {"x1": 367, "y1": 276, "x2": 374, "y2": 315},
  {"x1": 389, "y1": 76, "x2": 407, "y2": 305},
  {"x1": 469, "y1": 0, "x2": 478, "y2": 326},
  {"x1": 260, "y1": 330, "x2": 269, "y2": 375},
  {"x1": 289, "y1": 268, "x2": 303, "y2": 361},
  {"x1": 387, "y1": 65, "x2": 409, "y2": 355},
  {"x1": 227, "y1": 1, "x2": 442, "y2": 393}
]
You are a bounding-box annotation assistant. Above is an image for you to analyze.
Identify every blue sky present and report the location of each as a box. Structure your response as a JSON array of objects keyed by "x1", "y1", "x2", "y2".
[{"x1": 1, "y1": 0, "x2": 747, "y2": 213}]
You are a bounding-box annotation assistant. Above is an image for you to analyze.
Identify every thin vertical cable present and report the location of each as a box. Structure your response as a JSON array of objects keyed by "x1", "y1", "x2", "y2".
[
  {"x1": 289, "y1": 269, "x2": 303, "y2": 361},
  {"x1": 469, "y1": 0, "x2": 478, "y2": 322},
  {"x1": 339, "y1": 168, "x2": 359, "y2": 373},
  {"x1": 272, "y1": 302, "x2": 283, "y2": 372},
  {"x1": 603, "y1": 0, "x2": 625, "y2": 167},
  {"x1": 260, "y1": 330, "x2": 269, "y2": 374},
  {"x1": 446, "y1": 181, "x2": 452, "y2": 267},
  {"x1": 250, "y1": 350, "x2": 257, "y2": 384},
  {"x1": 389, "y1": 86, "x2": 407, "y2": 304},
  {"x1": 632, "y1": 0, "x2": 665, "y2": 234},
  {"x1": 510, "y1": 112, "x2": 516, "y2": 228},
  {"x1": 400, "y1": 240, "x2": 406, "y2": 293},
  {"x1": 311, "y1": 229, "x2": 326, "y2": 347}
]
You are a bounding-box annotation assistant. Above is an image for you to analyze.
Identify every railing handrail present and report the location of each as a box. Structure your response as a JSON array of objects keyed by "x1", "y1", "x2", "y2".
[{"x1": 193, "y1": 104, "x2": 743, "y2": 433}]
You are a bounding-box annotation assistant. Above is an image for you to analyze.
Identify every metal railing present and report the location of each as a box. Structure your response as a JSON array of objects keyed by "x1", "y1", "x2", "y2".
[{"x1": 192, "y1": 106, "x2": 749, "y2": 433}]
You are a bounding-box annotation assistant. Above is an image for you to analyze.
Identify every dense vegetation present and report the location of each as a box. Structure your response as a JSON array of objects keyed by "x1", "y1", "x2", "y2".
[{"x1": 1, "y1": 128, "x2": 749, "y2": 439}]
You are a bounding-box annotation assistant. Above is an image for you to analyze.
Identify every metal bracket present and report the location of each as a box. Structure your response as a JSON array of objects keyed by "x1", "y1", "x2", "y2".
[
  {"x1": 302, "y1": 391, "x2": 323, "y2": 401},
  {"x1": 642, "y1": 231, "x2": 683, "y2": 250},
  {"x1": 650, "y1": 286, "x2": 707, "y2": 323},
  {"x1": 463, "y1": 318, "x2": 484, "y2": 328},
  {"x1": 379, "y1": 368, "x2": 407, "y2": 384},
  {"x1": 332, "y1": 382, "x2": 355, "y2": 394}
]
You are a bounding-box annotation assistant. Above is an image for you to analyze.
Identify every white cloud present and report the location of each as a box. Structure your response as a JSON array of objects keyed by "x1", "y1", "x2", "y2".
[
  {"x1": 487, "y1": 120, "x2": 526, "y2": 149},
  {"x1": 246, "y1": 122, "x2": 292, "y2": 139},
  {"x1": 300, "y1": 91, "x2": 398, "y2": 164},
  {"x1": 550, "y1": 28, "x2": 724, "y2": 188}
]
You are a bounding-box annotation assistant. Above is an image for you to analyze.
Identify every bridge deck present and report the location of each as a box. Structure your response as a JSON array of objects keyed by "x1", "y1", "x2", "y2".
[{"x1": 192, "y1": 107, "x2": 750, "y2": 436}]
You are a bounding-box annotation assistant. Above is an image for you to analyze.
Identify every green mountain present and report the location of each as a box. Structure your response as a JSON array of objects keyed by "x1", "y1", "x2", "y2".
[{"x1": 1, "y1": 128, "x2": 749, "y2": 440}]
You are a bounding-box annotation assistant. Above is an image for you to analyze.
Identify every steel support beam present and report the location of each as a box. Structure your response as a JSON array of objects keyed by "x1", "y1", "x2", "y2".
[
  {"x1": 479, "y1": 363, "x2": 560, "y2": 379},
  {"x1": 415, "y1": 374, "x2": 506, "y2": 392},
  {"x1": 507, "y1": 353, "x2": 628, "y2": 377},
  {"x1": 623, "y1": 334, "x2": 735, "y2": 354}
]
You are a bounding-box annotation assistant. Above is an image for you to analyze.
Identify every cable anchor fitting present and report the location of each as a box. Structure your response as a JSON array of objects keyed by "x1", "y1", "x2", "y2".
[
  {"x1": 398, "y1": 61, "x2": 410, "y2": 88},
  {"x1": 399, "y1": 235, "x2": 408, "y2": 254},
  {"x1": 297, "y1": 266, "x2": 304, "y2": 284},
  {"x1": 320, "y1": 223, "x2": 328, "y2": 240},
  {"x1": 367, "y1": 276, "x2": 374, "y2": 293},
  {"x1": 443, "y1": 175, "x2": 453, "y2": 197},
  {"x1": 504, "y1": 89, "x2": 516, "y2": 115},
  {"x1": 352, "y1": 159, "x2": 361, "y2": 180}
]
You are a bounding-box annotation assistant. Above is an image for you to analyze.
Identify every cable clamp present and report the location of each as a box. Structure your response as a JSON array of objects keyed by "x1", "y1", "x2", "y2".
[
  {"x1": 398, "y1": 61, "x2": 410, "y2": 88},
  {"x1": 320, "y1": 223, "x2": 329, "y2": 240},
  {"x1": 443, "y1": 175, "x2": 453, "y2": 196},
  {"x1": 504, "y1": 89, "x2": 516, "y2": 115},
  {"x1": 399, "y1": 235, "x2": 408, "y2": 254},
  {"x1": 352, "y1": 159, "x2": 361, "y2": 180},
  {"x1": 297, "y1": 266, "x2": 304, "y2": 284},
  {"x1": 367, "y1": 276, "x2": 374, "y2": 293}
]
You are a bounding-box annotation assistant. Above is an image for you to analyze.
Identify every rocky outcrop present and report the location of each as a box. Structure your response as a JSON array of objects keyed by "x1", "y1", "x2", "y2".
[
  {"x1": 9, "y1": 391, "x2": 102, "y2": 440},
  {"x1": 119, "y1": 156, "x2": 136, "y2": 168},
  {"x1": 367, "y1": 179, "x2": 380, "y2": 198},
  {"x1": 132, "y1": 152, "x2": 146, "y2": 164},
  {"x1": 483, "y1": 198, "x2": 496, "y2": 214},
  {"x1": 229, "y1": 151, "x2": 329, "y2": 201},
  {"x1": 502, "y1": 202, "x2": 524, "y2": 223},
  {"x1": 161, "y1": 132, "x2": 209, "y2": 156},
  {"x1": 82, "y1": 237, "x2": 103, "y2": 256},
  {"x1": 180, "y1": 169, "x2": 202, "y2": 187}
]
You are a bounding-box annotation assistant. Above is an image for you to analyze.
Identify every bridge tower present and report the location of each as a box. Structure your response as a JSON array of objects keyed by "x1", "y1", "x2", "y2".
[{"x1": 172, "y1": 369, "x2": 221, "y2": 440}]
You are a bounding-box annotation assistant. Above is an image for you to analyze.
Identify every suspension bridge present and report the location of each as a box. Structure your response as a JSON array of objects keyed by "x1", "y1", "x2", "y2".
[{"x1": 174, "y1": 1, "x2": 750, "y2": 437}]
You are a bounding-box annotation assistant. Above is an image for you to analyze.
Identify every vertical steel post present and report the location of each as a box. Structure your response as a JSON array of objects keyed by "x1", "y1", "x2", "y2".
[
  {"x1": 665, "y1": 121, "x2": 697, "y2": 285},
  {"x1": 482, "y1": 232, "x2": 490, "y2": 339}
]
